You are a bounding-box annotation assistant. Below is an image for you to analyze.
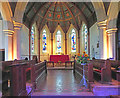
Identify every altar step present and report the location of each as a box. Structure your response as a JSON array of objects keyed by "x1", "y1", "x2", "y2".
[
  {"x1": 47, "y1": 67, "x2": 73, "y2": 70},
  {"x1": 90, "y1": 79, "x2": 120, "y2": 96}
]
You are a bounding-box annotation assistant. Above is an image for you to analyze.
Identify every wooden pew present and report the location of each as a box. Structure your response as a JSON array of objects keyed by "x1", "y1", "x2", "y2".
[
  {"x1": 92, "y1": 59, "x2": 112, "y2": 83},
  {"x1": 1, "y1": 60, "x2": 36, "y2": 96},
  {"x1": 31, "y1": 61, "x2": 47, "y2": 90},
  {"x1": 109, "y1": 60, "x2": 120, "y2": 81}
]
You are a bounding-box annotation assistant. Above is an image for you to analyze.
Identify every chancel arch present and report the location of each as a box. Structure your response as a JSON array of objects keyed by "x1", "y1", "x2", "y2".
[
  {"x1": 67, "y1": 24, "x2": 78, "y2": 58},
  {"x1": 53, "y1": 25, "x2": 65, "y2": 55},
  {"x1": 40, "y1": 25, "x2": 50, "y2": 61}
]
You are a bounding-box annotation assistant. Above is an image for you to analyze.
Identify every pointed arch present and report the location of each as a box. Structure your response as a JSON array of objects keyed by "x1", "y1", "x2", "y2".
[
  {"x1": 53, "y1": 25, "x2": 65, "y2": 55},
  {"x1": 80, "y1": 22, "x2": 88, "y2": 54},
  {"x1": 40, "y1": 24, "x2": 50, "y2": 61},
  {"x1": 67, "y1": 24, "x2": 78, "y2": 57}
]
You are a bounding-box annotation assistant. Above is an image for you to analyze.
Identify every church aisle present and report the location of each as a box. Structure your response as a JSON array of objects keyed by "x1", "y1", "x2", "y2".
[{"x1": 31, "y1": 70, "x2": 94, "y2": 96}]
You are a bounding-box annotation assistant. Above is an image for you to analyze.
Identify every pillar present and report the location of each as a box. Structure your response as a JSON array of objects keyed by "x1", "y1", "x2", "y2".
[
  {"x1": 51, "y1": 33, "x2": 53, "y2": 55},
  {"x1": 97, "y1": 20, "x2": 107, "y2": 59},
  {"x1": 65, "y1": 33, "x2": 67, "y2": 54},
  {"x1": 106, "y1": 28, "x2": 117, "y2": 60},
  {"x1": 29, "y1": 27, "x2": 31, "y2": 60},
  {"x1": 88, "y1": 28, "x2": 90, "y2": 56},
  {"x1": 3, "y1": 21, "x2": 14, "y2": 61},
  {"x1": 38, "y1": 30, "x2": 40, "y2": 62},
  {"x1": 13, "y1": 21, "x2": 22, "y2": 60}
]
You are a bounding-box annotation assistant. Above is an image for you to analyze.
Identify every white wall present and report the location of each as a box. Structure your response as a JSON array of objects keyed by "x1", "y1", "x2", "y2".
[
  {"x1": 20, "y1": 24, "x2": 29, "y2": 59},
  {"x1": 90, "y1": 22, "x2": 100, "y2": 59},
  {"x1": 0, "y1": 20, "x2": 5, "y2": 49}
]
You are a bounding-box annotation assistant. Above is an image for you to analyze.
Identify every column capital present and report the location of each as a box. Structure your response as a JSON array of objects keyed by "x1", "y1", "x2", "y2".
[
  {"x1": 3, "y1": 29, "x2": 14, "y2": 36},
  {"x1": 97, "y1": 20, "x2": 107, "y2": 29},
  {"x1": 106, "y1": 28, "x2": 117, "y2": 35},
  {"x1": 13, "y1": 21, "x2": 22, "y2": 30}
]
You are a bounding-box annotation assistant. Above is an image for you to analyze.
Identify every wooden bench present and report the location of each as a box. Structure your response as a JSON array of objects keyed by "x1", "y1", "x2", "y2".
[
  {"x1": 92, "y1": 59, "x2": 112, "y2": 83},
  {"x1": 109, "y1": 60, "x2": 120, "y2": 81}
]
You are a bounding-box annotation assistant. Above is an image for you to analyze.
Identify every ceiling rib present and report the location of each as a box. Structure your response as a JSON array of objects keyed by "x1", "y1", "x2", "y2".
[
  {"x1": 70, "y1": 2, "x2": 88, "y2": 25},
  {"x1": 63, "y1": 2, "x2": 79, "y2": 30},
  {"x1": 60, "y1": 3, "x2": 67, "y2": 33},
  {"x1": 39, "y1": 2, "x2": 55, "y2": 31}
]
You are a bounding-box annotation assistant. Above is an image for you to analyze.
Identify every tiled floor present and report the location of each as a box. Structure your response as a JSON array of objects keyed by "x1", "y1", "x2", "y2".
[{"x1": 31, "y1": 70, "x2": 94, "y2": 96}]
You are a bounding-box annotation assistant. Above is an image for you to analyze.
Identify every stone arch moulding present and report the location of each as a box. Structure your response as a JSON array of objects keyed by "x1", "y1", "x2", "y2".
[{"x1": 107, "y1": 2, "x2": 119, "y2": 29}]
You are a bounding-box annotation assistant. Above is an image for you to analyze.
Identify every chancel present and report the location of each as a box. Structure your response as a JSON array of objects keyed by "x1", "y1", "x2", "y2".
[{"x1": 0, "y1": 1, "x2": 120, "y2": 97}]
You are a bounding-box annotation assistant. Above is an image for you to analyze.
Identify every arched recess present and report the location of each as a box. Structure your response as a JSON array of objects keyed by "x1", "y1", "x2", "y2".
[
  {"x1": 80, "y1": 22, "x2": 88, "y2": 54},
  {"x1": 53, "y1": 25, "x2": 65, "y2": 55},
  {"x1": 40, "y1": 24, "x2": 50, "y2": 61},
  {"x1": 67, "y1": 24, "x2": 78, "y2": 58}
]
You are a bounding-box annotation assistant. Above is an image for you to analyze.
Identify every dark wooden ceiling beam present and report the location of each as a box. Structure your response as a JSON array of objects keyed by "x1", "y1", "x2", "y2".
[
  {"x1": 63, "y1": 2, "x2": 79, "y2": 30},
  {"x1": 70, "y1": 2, "x2": 88, "y2": 25},
  {"x1": 83, "y1": 2, "x2": 93, "y2": 14},
  {"x1": 30, "y1": 2, "x2": 47, "y2": 28},
  {"x1": 26, "y1": 3, "x2": 36, "y2": 15}
]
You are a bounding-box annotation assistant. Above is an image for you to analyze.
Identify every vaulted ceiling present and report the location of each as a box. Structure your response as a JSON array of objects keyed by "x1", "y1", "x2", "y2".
[
  {"x1": 8, "y1": 2, "x2": 111, "y2": 33},
  {"x1": 23, "y1": 2, "x2": 97, "y2": 33}
]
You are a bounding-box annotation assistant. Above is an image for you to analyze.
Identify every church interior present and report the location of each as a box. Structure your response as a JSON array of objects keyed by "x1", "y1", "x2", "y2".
[{"x1": 0, "y1": 1, "x2": 120, "y2": 97}]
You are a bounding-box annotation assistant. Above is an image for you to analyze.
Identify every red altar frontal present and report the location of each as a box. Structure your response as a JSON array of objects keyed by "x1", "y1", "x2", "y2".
[{"x1": 50, "y1": 55, "x2": 69, "y2": 63}]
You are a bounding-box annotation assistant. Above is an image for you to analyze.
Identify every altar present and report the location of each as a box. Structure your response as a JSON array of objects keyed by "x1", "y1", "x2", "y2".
[
  {"x1": 50, "y1": 55, "x2": 69, "y2": 63},
  {"x1": 48, "y1": 55, "x2": 73, "y2": 67}
]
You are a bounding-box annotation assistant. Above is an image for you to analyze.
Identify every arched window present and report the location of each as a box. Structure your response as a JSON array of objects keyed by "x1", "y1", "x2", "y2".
[
  {"x1": 31, "y1": 26, "x2": 35, "y2": 53},
  {"x1": 42, "y1": 30, "x2": 47, "y2": 52},
  {"x1": 82, "y1": 24, "x2": 88, "y2": 53},
  {"x1": 56, "y1": 30, "x2": 61, "y2": 53},
  {"x1": 71, "y1": 29, "x2": 76, "y2": 52}
]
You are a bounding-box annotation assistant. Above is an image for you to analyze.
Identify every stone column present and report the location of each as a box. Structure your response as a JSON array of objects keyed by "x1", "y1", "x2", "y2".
[
  {"x1": 51, "y1": 33, "x2": 53, "y2": 55},
  {"x1": 13, "y1": 21, "x2": 22, "y2": 60},
  {"x1": 97, "y1": 20, "x2": 107, "y2": 59},
  {"x1": 106, "y1": 28, "x2": 117, "y2": 60},
  {"x1": 65, "y1": 33, "x2": 67, "y2": 54},
  {"x1": 38, "y1": 30, "x2": 40, "y2": 62},
  {"x1": 78, "y1": 31, "x2": 80, "y2": 53},
  {"x1": 29, "y1": 27, "x2": 31, "y2": 60},
  {"x1": 3, "y1": 21, "x2": 14, "y2": 61}
]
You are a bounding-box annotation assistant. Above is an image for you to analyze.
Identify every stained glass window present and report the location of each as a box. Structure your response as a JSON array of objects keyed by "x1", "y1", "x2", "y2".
[
  {"x1": 31, "y1": 26, "x2": 34, "y2": 53},
  {"x1": 83, "y1": 24, "x2": 88, "y2": 52},
  {"x1": 56, "y1": 30, "x2": 61, "y2": 52},
  {"x1": 71, "y1": 29, "x2": 76, "y2": 52},
  {"x1": 42, "y1": 30, "x2": 47, "y2": 52}
]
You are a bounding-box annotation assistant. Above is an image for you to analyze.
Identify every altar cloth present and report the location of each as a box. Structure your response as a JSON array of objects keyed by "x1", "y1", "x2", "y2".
[{"x1": 50, "y1": 55, "x2": 69, "y2": 63}]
